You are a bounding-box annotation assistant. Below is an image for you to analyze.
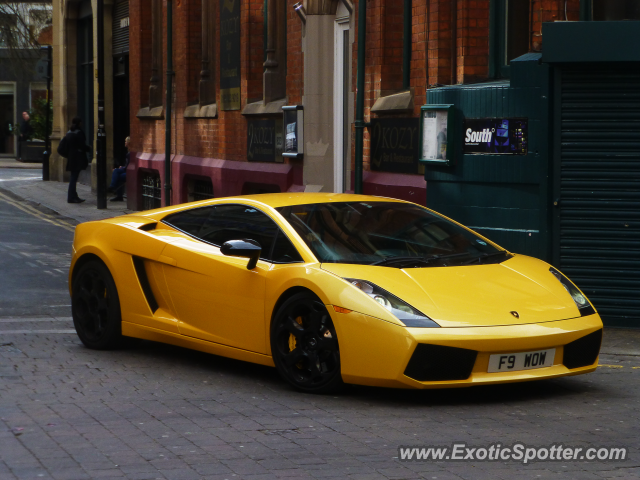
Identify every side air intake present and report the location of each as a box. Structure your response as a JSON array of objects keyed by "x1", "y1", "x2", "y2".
[{"x1": 132, "y1": 257, "x2": 159, "y2": 313}]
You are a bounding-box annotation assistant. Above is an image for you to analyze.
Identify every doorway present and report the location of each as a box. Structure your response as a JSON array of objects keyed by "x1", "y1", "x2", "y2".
[
  {"x1": 0, "y1": 84, "x2": 16, "y2": 156},
  {"x1": 333, "y1": 18, "x2": 350, "y2": 192},
  {"x1": 113, "y1": 55, "x2": 130, "y2": 167}
]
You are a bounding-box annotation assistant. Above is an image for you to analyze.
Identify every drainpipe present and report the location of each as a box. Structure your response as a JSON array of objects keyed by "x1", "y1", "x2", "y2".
[
  {"x1": 579, "y1": 0, "x2": 592, "y2": 21},
  {"x1": 403, "y1": 0, "x2": 411, "y2": 90},
  {"x1": 96, "y1": 0, "x2": 107, "y2": 209},
  {"x1": 164, "y1": 0, "x2": 173, "y2": 206},
  {"x1": 354, "y1": 0, "x2": 367, "y2": 194}
]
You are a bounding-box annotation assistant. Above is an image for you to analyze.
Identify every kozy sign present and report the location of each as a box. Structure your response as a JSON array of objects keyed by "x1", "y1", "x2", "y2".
[
  {"x1": 371, "y1": 118, "x2": 420, "y2": 174},
  {"x1": 247, "y1": 119, "x2": 283, "y2": 163},
  {"x1": 463, "y1": 118, "x2": 528, "y2": 155}
]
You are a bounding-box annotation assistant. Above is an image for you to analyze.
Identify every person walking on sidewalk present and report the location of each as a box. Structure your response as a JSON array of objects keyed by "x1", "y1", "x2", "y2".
[
  {"x1": 108, "y1": 136, "x2": 129, "y2": 202},
  {"x1": 18, "y1": 112, "x2": 34, "y2": 161},
  {"x1": 64, "y1": 117, "x2": 90, "y2": 204}
]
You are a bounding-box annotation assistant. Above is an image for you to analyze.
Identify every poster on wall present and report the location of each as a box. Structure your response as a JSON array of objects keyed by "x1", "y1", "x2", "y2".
[
  {"x1": 463, "y1": 118, "x2": 528, "y2": 155},
  {"x1": 370, "y1": 118, "x2": 422, "y2": 174},
  {"x1": 220, "y1": 0, "x2": 241, "y2": 110},
  {"x1": 418, "y1": 105, "x2": 455, "y2": 166},
  {"x1": 421, "y1": 110, "x2": 449, "y2": 161}
]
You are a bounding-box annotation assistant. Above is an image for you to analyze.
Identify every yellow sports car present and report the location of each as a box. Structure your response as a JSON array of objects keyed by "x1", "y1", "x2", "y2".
[{"x1": 69, "y1": 193, "x2": 602, "y2": 393}]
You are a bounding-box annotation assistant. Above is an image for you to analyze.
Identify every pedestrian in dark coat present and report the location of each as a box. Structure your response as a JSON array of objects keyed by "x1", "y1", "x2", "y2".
[
  {"x1": 108, "y1": 136, "x2": 129, "y2": 201},
  {"x1": 65, "y1": 117, "x2": 90, "y2": 203},
  {"x1": 17, "y1": 111, "x2": 34, "y2": 160}
]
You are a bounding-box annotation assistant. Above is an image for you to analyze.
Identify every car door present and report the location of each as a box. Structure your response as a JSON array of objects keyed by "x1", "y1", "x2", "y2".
[{"x1": 159, "y1": 204, "x2": 282, "y2": 354}]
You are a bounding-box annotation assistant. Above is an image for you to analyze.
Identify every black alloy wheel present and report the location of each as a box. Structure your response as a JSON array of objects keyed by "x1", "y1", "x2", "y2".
[
  {"x1": 72, "y1": 260, "x2": 123, "y2": 350},
  {"x1": 270, "y1": 292, "x2": 343, "y2": 394}
]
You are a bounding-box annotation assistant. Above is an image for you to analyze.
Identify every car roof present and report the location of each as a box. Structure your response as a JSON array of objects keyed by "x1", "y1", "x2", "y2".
[{"x1": 137, "y1": 193, "x2": 412, "y2": 219}]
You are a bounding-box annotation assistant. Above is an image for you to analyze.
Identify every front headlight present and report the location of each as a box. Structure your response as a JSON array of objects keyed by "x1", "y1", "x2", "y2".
[
  {"x1": 345, "y1": 278, "x2": 440, "y2": 328},
  {"x1": 549, "y1": 267, "x2": 596, "y2": 316}
]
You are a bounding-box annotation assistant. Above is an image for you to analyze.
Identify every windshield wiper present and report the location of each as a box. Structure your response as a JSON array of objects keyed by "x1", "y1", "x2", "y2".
[
  {"x1": 460, "y1": 251, "x2": 512, "y2": 265},
  {"x1": 370, "y1": 252, "x2": 470, "y2": 268}
]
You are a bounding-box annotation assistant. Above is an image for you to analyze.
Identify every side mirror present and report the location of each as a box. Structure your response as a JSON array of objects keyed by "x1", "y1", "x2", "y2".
[{"x1": 220, "y1": 239, "x2": 262, "y2": 270}]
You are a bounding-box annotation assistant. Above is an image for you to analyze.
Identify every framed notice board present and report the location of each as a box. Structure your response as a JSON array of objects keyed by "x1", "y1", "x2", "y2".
[{"x1": 419, "y1": 104, "x2": 456, "y2": 166}]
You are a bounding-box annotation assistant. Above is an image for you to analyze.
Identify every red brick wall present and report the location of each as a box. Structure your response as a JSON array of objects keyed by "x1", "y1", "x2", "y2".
[
  {"x1": 531, "y1": 0, "x2": 580, "y2": 51},
  {"x1": 129, "y1": 0, "x2": 153, "y2": 154},
  {"x1": 456, "y1": 0, "x2": 490, "y2": 83},
  {"x1": 129, "y1": 0, "x2": 305, "y2": 165},
  {"x1": 129, "y1": 0, "x2": 576, "y2": 189}
]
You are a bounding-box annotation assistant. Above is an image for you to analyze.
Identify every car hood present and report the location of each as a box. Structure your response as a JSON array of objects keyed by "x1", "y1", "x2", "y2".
[{"x1": 321, "y1": 255, "x2": 582, "y2": 327}]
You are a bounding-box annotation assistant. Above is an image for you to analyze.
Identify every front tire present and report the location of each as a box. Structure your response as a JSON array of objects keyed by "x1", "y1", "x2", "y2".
[
  {"x1": 72, "y1": 259, "x2": 123, "y2": 350},
  {"x1": 270, "y1": 292, "x2": 343, "y2": 394}
]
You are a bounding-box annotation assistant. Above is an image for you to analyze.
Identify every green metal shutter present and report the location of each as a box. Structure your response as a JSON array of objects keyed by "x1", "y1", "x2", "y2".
[
  {"x1": 112, "y1": 0, "x2": 129, "y2": 55},
  {"x1": 556, "y1": 65, "x2": 640, "y2": 327}
]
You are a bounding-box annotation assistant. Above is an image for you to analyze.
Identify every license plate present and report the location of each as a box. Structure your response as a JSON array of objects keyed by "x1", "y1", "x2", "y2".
[{"x1": 488, "y1": 348, "x2": 556, "y2": 373}]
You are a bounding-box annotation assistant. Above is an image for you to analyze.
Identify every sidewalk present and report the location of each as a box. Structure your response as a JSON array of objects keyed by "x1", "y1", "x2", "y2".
[
  {"x1": 0, "y1": 157, "x2": 42, "y2": 169},
  {"x1": 0, "y1": 159, "x2": 133, "y2": 223}
]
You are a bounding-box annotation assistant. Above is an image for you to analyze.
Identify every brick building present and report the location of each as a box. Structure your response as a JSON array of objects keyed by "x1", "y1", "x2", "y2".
[
  {"x1": 122, "y1": 0, "x2": 640, "y2": 328},
  {"x1": 128, "y1": 0, "x2": 589, "y2": 209}
]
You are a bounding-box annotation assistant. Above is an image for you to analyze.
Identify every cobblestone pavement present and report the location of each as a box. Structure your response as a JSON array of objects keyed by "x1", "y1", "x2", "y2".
[
  {"x1": 0, "y1": 326, "x2": 639, "y2": 480},
  {"x1": 1, "y1": 167, "x2": 639, "y2": 479}
]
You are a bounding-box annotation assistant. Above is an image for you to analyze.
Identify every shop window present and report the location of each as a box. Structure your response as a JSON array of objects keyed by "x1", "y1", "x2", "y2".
[
  {"x1": 591, "y1": 0, "x2": 640, "y2": 20},
  {"x1": 490, "y1": 0, "x2": 530, "y2": 78},
  {"x1": 199, "y1": 0, "x2": 216, "y2": 106}
]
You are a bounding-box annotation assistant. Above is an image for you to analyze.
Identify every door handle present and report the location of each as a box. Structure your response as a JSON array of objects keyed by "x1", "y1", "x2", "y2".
[{"x1": 553, "y1": 198, "x2": 561, "y2": 208}]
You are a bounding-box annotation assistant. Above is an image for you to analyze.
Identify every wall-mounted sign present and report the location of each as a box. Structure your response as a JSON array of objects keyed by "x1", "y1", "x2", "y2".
[
  {"x1": 419, "y1": 104, "x2": 455, "y2": 166},
  {"x1": 247, "y1": 119, "x2": 284, "y2": 163},
  {"x1": 220, "y1": 0, "x2": 241, "y2": 110},
  {"x1": 282, "y1": 105, "x2": 304, "y2": 159},
  {"x1": 370, "y1": 118, "x2": 421, "y2": 174},
  {"x1": 463, "y1": 118, "x2": 528, "y2": 155}
]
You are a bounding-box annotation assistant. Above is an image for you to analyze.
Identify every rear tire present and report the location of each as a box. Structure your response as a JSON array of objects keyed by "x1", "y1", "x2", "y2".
[
  {"x1": 72, "y1": 259, "x2": 123, "y2": 350},
  {"x1": 270, "y1": 292, "x2": 343, "y2": 394}
]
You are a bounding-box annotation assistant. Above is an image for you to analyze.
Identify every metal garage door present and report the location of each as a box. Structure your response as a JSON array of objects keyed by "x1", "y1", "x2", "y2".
[{"x1": 553, "y1": 65, "x2": 640, "y2": 327}]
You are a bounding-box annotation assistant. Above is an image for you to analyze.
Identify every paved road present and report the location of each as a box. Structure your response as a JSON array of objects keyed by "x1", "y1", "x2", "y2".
[{"x1": 0, "y1": 172, "x2": 639, "y2": 480}]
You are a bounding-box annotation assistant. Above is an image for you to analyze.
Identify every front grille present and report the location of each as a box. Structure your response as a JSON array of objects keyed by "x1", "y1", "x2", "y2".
[
  {"x1": 404, "y1": 344, "x2": 477, "y2": 381},
  {"x1": 563, "y1": 329, "x2": 602, "y2": 369}
]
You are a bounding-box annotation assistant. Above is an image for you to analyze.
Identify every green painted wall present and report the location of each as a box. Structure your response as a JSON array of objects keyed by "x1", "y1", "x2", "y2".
[{"x1": 425, "y1": 55, "x2": 552, "y2": 261}]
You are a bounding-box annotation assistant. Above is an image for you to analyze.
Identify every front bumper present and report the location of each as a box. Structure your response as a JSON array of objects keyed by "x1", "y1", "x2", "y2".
[{"x1": 331, "y1": 309, "x2": 603, "y2": 389}]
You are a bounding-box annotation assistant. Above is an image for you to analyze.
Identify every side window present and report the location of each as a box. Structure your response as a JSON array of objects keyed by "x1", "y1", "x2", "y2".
[
  {"x1": 165, "y1": 204, "x2": 302, "y2": 263},
  {"x1": 163, "y1": 206, "x2": 214, "y2": 236},
  {"x1": 271, "y1": 230, "x2": 303, "y2": 263}
]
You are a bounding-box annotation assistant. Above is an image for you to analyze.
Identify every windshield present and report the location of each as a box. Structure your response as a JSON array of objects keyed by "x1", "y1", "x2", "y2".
[{"x1": 276, "y1": 202, "x2": 507, "y2": 267}]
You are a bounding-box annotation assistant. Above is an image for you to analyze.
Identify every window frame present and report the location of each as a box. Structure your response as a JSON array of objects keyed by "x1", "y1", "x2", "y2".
[
  {"x1": 489, "y1": 0, "x2": 530, "y2": 79},
  {"x1": 161, "y1": 203, "x2": 304, "y2": 264}
]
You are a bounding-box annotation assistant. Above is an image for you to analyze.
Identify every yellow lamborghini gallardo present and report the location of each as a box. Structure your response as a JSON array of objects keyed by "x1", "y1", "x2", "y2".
[{"x1": 69, "y1": 193, "x2": 602, "y2": 393}]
